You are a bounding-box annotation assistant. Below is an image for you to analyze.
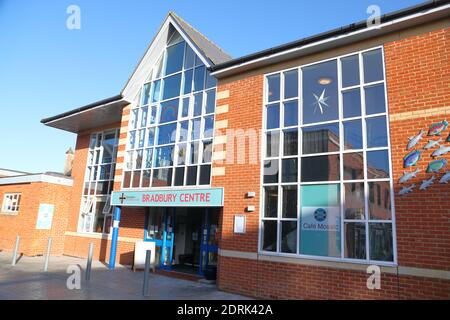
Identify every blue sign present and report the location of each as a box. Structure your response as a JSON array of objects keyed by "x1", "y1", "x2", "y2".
[
  {"x1": 111, "y1": 188, "x2": 224, "y2": 207},
  {"x1": 36, "y1": 204, "x2": 55, "y2": 230}
]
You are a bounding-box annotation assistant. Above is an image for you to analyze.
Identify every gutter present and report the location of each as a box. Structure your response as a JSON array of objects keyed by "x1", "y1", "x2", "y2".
[{"x1": 210, "y1": 0, "x2": 450, "y2": 76}]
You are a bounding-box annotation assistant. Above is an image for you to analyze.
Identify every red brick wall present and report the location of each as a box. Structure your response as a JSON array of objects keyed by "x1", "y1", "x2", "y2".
[
  {"x1": 0, "y1": 181, "x2": 72, "y2": 256},
  {"x1": 214, "y1": 24, "x2": 450, "y2": 299}
]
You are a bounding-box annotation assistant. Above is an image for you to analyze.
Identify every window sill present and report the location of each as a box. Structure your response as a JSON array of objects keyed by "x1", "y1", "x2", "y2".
[{"x1": 0, "y1": 211, "x2": 19, "y2": 216}]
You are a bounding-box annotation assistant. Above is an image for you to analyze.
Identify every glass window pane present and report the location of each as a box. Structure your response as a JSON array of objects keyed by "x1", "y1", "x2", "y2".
[
  {"x1": 368, "y1": 182, "x2": 391, "y2": 220},
  {"x1": 162, "y1": 74, "x2": 182, "y2": 100},
  {"x1": 195, "y1": 55, "x2": 204, "y2": 67},
  {"x1": 184, "y1": 45, "x2": 195, "y2": 69},
  {"x1": 366, "y1": 117, "x2": 388, "y2": 148},
  {"x1": 132, "y1": 171, "x2": 141, "y2": 188},
  {"x1": 205, "y1": 71, "x2": 217, "y2": 89},
  {"x1": 205, "y1": 90, "x2": 216, "y2": 114},
  {"x1": 174, "y1": 167, "x2": 185, "y2": 186},
  {"x1": 266, "y1": 103, "x2": 280, "y2": 129},
  {"x1": 102, "y1": 132, "x2": 115, "y2": 163},
  {"x1": 266, "y1": 131, "x2": 280, "y2": 158},
  {"x1": 152, "y1": 168, "x2": 173, "y2": 187},
  {"x1": 147, "y1": 128, "x2": 155, "y2": 147},
  {"x1": 186, "y1": 166, "x2": 198, "y2": 185},
  {"x1": 160, "y1": 99, "x2": 178, "y2": 123},
  {"x1": 299, "y1": 184, "x2": 341, "y2": 257},
  {"x1": 135, "y1": 150, "x2": 143, "y2": 169},
  {"x1": 264, "y1": 160, "x2": 279, "y2": 184},
  {"x1": 365, "y1": 84, "x2": 386, "y2": 115},
  {"x1": 189, "y1": 142, "x2": 199, "y2": 164},
  {"x1": 202, "y1": 140, "x2": 212, "y2": 163},
  {"x1": 154, "y1": 146, "x2": 174, "y2": 167},
  {"x1": 282, "y1": 186, "x2": 297, "y2": 218},
  {"x1": 283, "y1": 129, "x2": 298, "y2": 156},
  {"x1": 344, "y1": 183, "x2": 365, "y2": 219},
  {"x1": 302, "y1": 60, "x2": 339, "y2": 124},
  {"x1": 204, "y1": 116, "x2": 214, "y2": 139},
  {"x1": 267, "y1": 74, "x2": 280, "y2": 102},
  {"x1": 142, "y1": 83, "x2": 151, "y2": 106},
  {"x1": 181, "y1": 97, "x2": 190, "y2": 118},
  {"x1": 282, "y1": 158, "x2": 297, "y2": 183},
  {"x1": 341, "y1": 54, "x2": 360, "y2": 88},
  {"x1": 363, "y1": 49, "x2": 384, "y2": 83},
  {"x1": 281, "y1": 221, "x2": 297, "y2": 254},
  {"x1": 369, "y1": 223, "x2": 393, "y2": 261},
  {"x1": 193, "y1": 93, "x2": 203, "y2": 116},
  {"x1": 367, "y1": 150, "x2": 390, "y2": 179},
  {"x1": 343, "y1": 152, "x2": 364, "y2": 180},
  {"x1": 284, "y1": 70, "x2": 298, "y2": 99},
  {"x1": 177, "y1": 144, "x2": 187, "y2": 165},
  {"x1": 165, "y1": 41, "x2": 184, "y2": 75},
  {"x1": 343, "y1": 120, "x2": 363, "y2": 150},
  {"x1": 264, "y1": 186, "x2": 278, "y2": 218},
  {"x1": 183, "y1": 69, "x2": 193, "y2": 94},
  {"x1": 344, "y1": 223, "x2": 366, "y2": 259},
  {"x1": 179, "y1": 121, "x2": 189, "y2": 142},
  {"x1": 301, "y1": 155, "x2": 340, "y2": 182},
  {"x1": 145, "y1": 149, "x2": 153, "y2": 168},
  {"x1": 138, "y1": 129, "x2": 146, "y2": 148},
  {"x1": 193, "y1": 66, "x2": 206, "y2": 92},
  {"x1": 149, "y1": 106, "x2": 157, "y2": 124},
  {"x1": 130, "y1": 109, "x2": 138, "y2": 129},
  {"x1": 157, "y1": 123, "x2": 176, "y2": 145},
  {"x1": 99, "y1": 164, "x2": 112, "y2": 180},
  {"x1": 191, "y1": 118, "x2": 201, "y2": 140},
  {"x1": 129, "y1": 130, "x2": 136, "y2": 150},
  {"x1": 199, "y1": 165, "x2": 211, "y2": 185},
  {"x1": 141, "y1": 107, "x2": 148, "y2": 127},
  {"x1": 123, "y1": 171, "x2": 131, "y2": 188},
  {"x1": 151, "y1": 80, "x2": 161, "y2": 103},
  {"x1": 141, "y1": 170, "x2": 151, "y2": 188},
  {"x1": 284, "y1": 101, "x2": 298, "y2": 127},
  {"x1": 302, "y1": 123, "x2": 339, "y2": 154},
  {"x1": 343, "y1": 89, "x2": 361, "y2": 118},
  {"x1": 262, "y1": 220, "x2": 277, "y2": 252}
]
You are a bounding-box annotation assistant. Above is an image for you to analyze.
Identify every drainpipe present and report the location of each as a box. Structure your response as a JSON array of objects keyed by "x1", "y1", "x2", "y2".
[{"x1": 109, "y1": 206, "x2": 121, "y2": 270}]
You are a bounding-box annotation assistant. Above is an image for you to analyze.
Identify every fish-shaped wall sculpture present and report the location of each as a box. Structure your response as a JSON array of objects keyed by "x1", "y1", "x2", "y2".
[
  {"x1": 399, "y1": 184, "x2": 415, "y2": 196},
  {"x1": 431, "y1": 145, "x2": 450, "y2": 158},
  {"x1": 407, "y1": 130, "x2": 425, "y2": 150},
  {"x1": 398, "y1": 169, "x2": 420, "y2": 184},
  {"x1": 420, "y1": 175, "x2": 435, "y2": 190},
  {"x1": 423, "y1": 138, "x2": 442, "y2": 150},
  {"x1": 428, "y1": 120, "x2": 448, "y2": 136},
  {"x1": 426, "y1": 159, "x2": 448, "y2": 173},
  {"x1": 440, "y1": 172, "x2": 450, "y2": 184},
  {"x1": 403, "y1": 150, "x2": 421, "y2": 168}
]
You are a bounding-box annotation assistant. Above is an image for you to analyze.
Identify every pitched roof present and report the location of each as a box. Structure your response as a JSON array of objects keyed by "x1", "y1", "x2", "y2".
[{"x1": 169, "y1": 12, "x2": 232, "y2": 66}]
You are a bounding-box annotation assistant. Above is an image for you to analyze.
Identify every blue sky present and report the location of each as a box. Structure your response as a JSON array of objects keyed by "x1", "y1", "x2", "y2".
[{"x1": 0, "y1": 0, "x2": 424, "y2": 173}]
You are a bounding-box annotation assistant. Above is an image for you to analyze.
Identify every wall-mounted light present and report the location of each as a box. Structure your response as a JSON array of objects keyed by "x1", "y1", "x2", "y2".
[
  {"x1": 318, "y1": 78, "x2": 332, "y2": 85},
  {"x1": 246, "y1": 206, "x2": 255, "y2": 212},
  {"x1": 246, "y1": 192, "x2": 256, "y2": 198}
]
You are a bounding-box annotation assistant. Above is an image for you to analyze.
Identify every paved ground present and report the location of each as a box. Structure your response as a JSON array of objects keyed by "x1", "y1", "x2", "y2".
[{"x1": 0, "y1": 252, "x2": 250, "y2": 300}]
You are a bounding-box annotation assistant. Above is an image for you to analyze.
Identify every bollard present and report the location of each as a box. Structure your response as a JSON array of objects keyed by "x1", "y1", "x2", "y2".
[
  {"x1": 85, "y1": 242, "x2": 94, "y2": 282},
  {"x1": 11, "y1": 235, "x2": 20, "y2": 266},
  {"x1": 142, "y1": 250, "x2": 151, "y2": 297},
  {"x1": 43, "y1": 237, "x2": 52, "y2": 272}
]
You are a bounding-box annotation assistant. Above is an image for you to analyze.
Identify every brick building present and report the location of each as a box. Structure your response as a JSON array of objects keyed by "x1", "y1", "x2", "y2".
[{"x1": 40, "y1": 1, "x2": 449, "y2": 299}]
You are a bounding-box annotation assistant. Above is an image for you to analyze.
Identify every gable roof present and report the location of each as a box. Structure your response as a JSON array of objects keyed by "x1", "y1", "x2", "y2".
[{"x1": 169, "y1": 12, "x2": 232, "y2": 65}]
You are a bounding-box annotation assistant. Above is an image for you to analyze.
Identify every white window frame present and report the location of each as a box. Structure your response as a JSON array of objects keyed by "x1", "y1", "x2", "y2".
[
  {"x1": 1, "y1": 193, "x2": 21, "y2": 214},
  {"x1": 259, "y1": 46, "x2": 397, "y2": 267},
  {"x1": 78, "y1": 129, "x2": 119, "y2": 234},
  {"x1": 122, "y1": 29, "x2": 217, "y2": 191}
]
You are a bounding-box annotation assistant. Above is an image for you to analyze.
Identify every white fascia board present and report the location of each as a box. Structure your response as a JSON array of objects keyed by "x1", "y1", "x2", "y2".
[
  {"x1": 0, "y1": 174, "x2": 73, "y2": 187},
  {"x1": 211, "y1": 4, "x2": 450, "y2": 77}
]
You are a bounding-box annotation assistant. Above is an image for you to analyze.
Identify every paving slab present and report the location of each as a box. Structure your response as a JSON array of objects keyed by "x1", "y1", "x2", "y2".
[{"x1": 0, "y1": 252, "x2": 251, "y2": 300}]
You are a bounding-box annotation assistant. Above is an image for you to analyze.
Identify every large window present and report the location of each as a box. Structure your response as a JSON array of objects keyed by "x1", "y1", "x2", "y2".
[
  {"x1": 79, "y1": 129, "x2": 119, "y2": 234},
  {"x1": 1, "y1": 193, "x2": 21, "y2": 214},
  {"x1": 262, "y1": 47, "x2": 395, "y2": 264},
  {"x1": 124, "y1": 27, "x2": 217, "y2": 189}
]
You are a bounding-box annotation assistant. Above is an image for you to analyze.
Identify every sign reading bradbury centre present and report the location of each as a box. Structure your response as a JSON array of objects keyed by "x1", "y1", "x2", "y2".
[{"x1": 111, "y1": 188, "x2": 224, "y2": 207}]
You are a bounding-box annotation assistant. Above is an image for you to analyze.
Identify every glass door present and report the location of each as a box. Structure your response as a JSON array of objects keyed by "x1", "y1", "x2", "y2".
[
  {"x1": 144, "y1": 208, "x2": 175, "y2": 270},
  {"x1": 199, "y1": 209, "x2": 219, "y2": 275}
]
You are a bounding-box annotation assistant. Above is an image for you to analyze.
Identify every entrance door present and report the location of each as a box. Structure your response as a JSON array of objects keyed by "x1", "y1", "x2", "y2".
[
  {"x1": 199, "y1": 209, "x2": 219, "y2": 275},
  {"x1": 144, "y1": 208, "x2": 174, "y2": 270}
]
